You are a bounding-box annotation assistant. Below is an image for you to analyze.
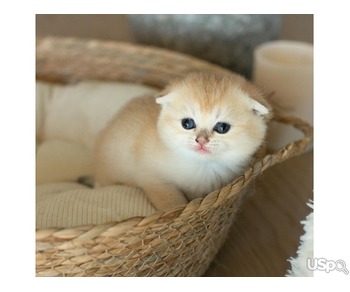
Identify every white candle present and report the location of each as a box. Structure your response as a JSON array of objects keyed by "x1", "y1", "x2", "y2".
[{"x1": 253, "y1": 40, "x2": 313, "y2": 151}]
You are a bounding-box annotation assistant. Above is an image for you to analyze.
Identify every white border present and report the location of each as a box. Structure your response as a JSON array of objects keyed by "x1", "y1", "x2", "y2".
[{"x1": 2, "y1": 0, "x2": 350, "y2": 289}]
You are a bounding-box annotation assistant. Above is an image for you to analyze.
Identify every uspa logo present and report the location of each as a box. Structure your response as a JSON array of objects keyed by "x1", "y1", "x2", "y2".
[{"x1": 307, "y1": 258, "x2": 349, "y2": 275}]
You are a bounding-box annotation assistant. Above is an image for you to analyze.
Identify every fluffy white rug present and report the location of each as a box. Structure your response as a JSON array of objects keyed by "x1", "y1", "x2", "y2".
[{"x1": 286, "y1": 200, "x2": 314, "y2": 276}]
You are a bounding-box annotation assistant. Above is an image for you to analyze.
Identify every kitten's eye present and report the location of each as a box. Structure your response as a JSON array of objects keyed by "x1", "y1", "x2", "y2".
[
  {"x1": 213, "y1": 122, "x2": 231, "y2": 134},
  {"x1": 181, "y1": 118, "x2": 196, "y2": 130}
]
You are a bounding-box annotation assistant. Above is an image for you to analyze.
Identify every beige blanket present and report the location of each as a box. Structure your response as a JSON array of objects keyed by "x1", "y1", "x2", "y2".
[{"x1": 36, "y1": 80, "x2": 158, "y2": 229}]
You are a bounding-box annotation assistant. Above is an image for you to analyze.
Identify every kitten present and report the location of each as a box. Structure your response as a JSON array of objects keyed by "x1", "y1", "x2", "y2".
[{"x1": 94, "y1": 72, "x2": 272, "y2": 211}]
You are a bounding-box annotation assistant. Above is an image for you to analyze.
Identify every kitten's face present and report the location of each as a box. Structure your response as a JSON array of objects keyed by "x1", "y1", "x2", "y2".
[{"x1": 156, "y1": 73, "x2": 271, "y2": 162}]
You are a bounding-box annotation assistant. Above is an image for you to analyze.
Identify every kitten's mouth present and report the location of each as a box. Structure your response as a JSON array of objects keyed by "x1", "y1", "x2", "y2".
[{"x1": 195, "y1": 146, "x2": 211, "y2": 154}]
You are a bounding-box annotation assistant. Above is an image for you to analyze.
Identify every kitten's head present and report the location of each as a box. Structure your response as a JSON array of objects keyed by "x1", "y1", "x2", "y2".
[{"x1": 156, "y1": 72, "x2": 272, "y2": 164}]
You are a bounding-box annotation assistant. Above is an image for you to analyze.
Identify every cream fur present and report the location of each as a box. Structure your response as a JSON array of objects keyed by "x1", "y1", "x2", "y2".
[{"x1": 94, "y1": 72, "x2": 272, "y2": 211}]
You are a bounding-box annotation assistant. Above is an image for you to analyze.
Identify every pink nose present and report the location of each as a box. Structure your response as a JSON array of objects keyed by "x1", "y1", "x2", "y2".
[{"x1": 196, "y1": 136, "x2": 209, "y2": 146}]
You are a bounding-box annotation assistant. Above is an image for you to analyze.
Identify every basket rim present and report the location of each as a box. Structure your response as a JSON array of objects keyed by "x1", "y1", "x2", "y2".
[{"x1": 36, "y1": 36, "x2": 233, "y2": 88}]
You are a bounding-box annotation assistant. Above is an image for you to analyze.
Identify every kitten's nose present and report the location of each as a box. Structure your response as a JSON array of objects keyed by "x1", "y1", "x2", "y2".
[
  {"x1": 195, "y1": 130, "x2": 210, "y2": 145},
  {"x1": 196, "y1": 136, "x2": 209, "y2": 145}
]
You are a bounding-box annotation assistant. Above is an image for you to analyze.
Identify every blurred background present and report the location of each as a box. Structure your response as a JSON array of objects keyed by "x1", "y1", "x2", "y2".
[{"x1": 36, "y1": 14, "x2": 313, "y2": 78}]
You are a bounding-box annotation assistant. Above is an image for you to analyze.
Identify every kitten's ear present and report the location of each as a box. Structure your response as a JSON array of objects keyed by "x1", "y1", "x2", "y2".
[
  {"x1": 155, "y1": 93, "x2": 175, "y2": 106},
  {"x1": 247, "y1": 97, "x2": 269, "y2": 116}
]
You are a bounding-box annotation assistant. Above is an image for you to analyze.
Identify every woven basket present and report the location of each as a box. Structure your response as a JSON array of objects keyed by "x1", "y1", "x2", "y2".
[{"x1": 36, "y1": 37, "x2": 313, "y2": 277}]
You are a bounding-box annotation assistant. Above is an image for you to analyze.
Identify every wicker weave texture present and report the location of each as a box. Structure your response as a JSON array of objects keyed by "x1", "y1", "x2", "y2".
[
  {"x1": 36, "y1": 188, "x2": 243, "y2": 276},
  {"x1": 36, "y1": 37, "x2": 313, "y2": 277},
  {"x1": 36, "y1": 37, "x2": 231, "y2": 87}
]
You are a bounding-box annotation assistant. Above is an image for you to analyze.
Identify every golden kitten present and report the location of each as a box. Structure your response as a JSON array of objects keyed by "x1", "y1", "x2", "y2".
[{"x1": 94, "y1": 72, "x2": 272, "y2": 211}]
